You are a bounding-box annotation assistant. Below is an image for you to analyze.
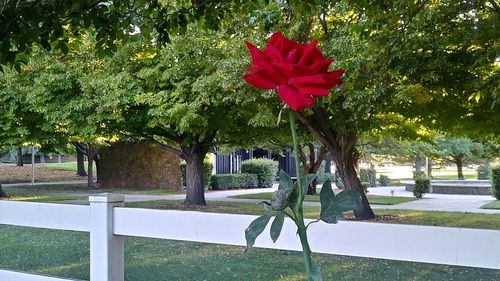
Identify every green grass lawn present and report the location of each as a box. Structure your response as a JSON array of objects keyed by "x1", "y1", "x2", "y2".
[
  {"x1": 481, "y1": 201, "x2": 500, "y2": 210},
  {"x1": 232, "y1": 192, "x2": 417, "y2": 205},
  {"x1": 9, "y1": 184, "x2": 181, "y2": 195},
  {"x1": 125, "y1": 200, "x2": 500, "y2": 230},
  {"x1": 41, "y1": 162, "x2": 81, "y2": 172},
  {"x1": 0, "y1": 225, "x2": 498, "y2": 281},
  {"x1": 1, "y1": 194, "x2": 86, "y2": 202}
]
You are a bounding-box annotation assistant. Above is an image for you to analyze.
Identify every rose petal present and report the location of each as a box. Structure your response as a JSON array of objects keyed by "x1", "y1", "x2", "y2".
[
  {"x1": 288, "y1": 74, "x2": 330, "y2": 85},
  {"x1": 277, "y1": 85, "x2": 315, "y2": 111},
  {"x1": 298, "y1": 40, "x2": 319, "y2": 66},
  {"x1": 308, "y1": 59, "x2": 335, "y2": 73},
  {"x1": 295, "y1": 84, "x2": 330, "y2": 97},
  {"x1": 243, "y1": 74, "x2": 277, "y2": 89},
  {"x1": 245, "y1": 42, "x2": 268, "y2": 65}
]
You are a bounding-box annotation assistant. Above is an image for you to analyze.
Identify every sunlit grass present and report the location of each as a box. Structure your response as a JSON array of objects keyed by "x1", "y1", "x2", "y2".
[
  {"x1": 481, "y1": 201, "x2": 500, "y2": 210},
  {"x1": 1, "y1": 194, "x2": 86, "y2": 202},
  {"x1": 232, "y1": 192, "x2": 418, "y2": 205},
  {"x1": 124, "y1": 200, "x2": 500, "y2": 230},
  {"x1": 9, "y1": 184, "x2": 181, "y2": 195}
]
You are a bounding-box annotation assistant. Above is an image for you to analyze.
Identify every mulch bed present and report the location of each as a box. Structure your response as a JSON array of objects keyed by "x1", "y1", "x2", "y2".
[
  {"x1": 344, "y1": 214, "x2": 407, "y2": 224},
  {"x1": 0, "y1": 164, "x2": 84, "y2": 184}
]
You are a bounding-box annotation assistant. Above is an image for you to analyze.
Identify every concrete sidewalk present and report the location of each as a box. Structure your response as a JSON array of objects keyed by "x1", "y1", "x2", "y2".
[{"x1": 3, "y1": 181, "x2": 500, "y2": 214}]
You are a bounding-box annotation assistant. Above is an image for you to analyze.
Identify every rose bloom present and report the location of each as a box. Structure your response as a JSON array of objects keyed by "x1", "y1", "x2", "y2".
[{"x1": 243, "y1": 32, "x2": 344, "y2": 111}]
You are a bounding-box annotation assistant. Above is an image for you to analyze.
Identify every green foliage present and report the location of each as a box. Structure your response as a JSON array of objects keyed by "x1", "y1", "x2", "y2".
[
  {"x1": 477, "y1": 165, "x2": 492, "y2": 180},
  {"x1": 492, "y1": 167, "x2": 500, "y2": 200},
  {"x1": 413, "y1": 179, "x2": 431, "y2": 199},
  {"x1": 244, "y1": 214, "x2": 272, "y2": 251},
  {"x1": 320, "y1": 180, "x2": 362, "y2": 224},
  {"x1": 360, "y1": 182, "x2": 370, "y2": 193},
  {"x1": 413, "y1": 171, "x2": 427, "y2": 180},
  {"x1": 180, "y1": 161, "x2": 213, "y2": 189},
  {"x1": 359, "y1": 168, "x2": 376, "y2": 187},
  {"x1": 209, "y1": 174, "x2": 258, "y2": 190},
  {"x1": 241, "y1": 158, "x2": 279, "y2": 188},
  {"x1": 379, "y1": 175, "x2": 391, "y2": 186},
  {"x1": 333, "y1": 171, "x2": 344, "y2": 189}
]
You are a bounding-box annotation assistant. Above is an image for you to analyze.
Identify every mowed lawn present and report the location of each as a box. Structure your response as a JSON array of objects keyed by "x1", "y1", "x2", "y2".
[
  {"x1": 1, "y1": 225, "x2": 500, "y2": 281},
  {"x1": 482, "y1": 201, "x2": 500, "y2": 210},
  {"x1": 232, "y1": 192, "x2": 418, "y2": 205}
]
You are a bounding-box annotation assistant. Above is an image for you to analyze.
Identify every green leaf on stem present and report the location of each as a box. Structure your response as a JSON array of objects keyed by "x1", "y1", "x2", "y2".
[
  {"x1": 279, "y1": 170, "x2": 293, "y2": 191},
  {"x1": 320, "y1": 181, "x2": 362, "y2": 224},
  {"x1": 289, "y1": 180, "x2": 301, "y2": 211},
  {"x1": 270, "y1": 212, "x2": 285, "y2": 243},
  {"x1": 245, "y1": 215, "x2": 272, "y2": 252}
]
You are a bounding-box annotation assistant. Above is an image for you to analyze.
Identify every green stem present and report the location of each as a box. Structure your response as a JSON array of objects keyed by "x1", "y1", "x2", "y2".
[{"x1": 289, "y1": 110, "x2": 313, "y2": 279}]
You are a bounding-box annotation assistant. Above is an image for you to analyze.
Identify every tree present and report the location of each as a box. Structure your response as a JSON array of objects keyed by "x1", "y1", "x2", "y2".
[
  {"x1": 437, "y1": 137, "x2": 498, "y2": 179},
  {"x1": 115, "y1": 29, "x2": 259, "y2": 205},
  {"x1": 0, "y1": 0, "x2": 262, "y2": 66},
  {"x1": 239, "y1": 0, "x2": 499, "y2": 219}
]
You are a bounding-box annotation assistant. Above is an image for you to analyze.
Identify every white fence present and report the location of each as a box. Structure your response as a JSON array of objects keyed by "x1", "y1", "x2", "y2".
[{"x1": 1, "y1": 193, "x2": 500, "y2": 281}]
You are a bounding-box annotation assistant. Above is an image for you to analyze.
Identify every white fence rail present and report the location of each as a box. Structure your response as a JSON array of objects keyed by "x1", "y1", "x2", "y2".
[{"x1": 0, "y1": 193, "x2": 499, "y2": 281}]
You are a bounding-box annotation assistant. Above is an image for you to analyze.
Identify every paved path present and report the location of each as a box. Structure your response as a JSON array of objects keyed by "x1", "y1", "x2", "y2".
[{"x1": 3, "y1": 182, "x2": 499, "y2": 214}]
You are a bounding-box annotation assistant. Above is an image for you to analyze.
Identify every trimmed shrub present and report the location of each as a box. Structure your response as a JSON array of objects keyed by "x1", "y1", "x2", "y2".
[
  {"x1": 413, "y1": 171, "x2": 427, "y2": 180},
  {"x1": 360, "y1": 168, "x2": 376, "y2": 187},
  {"x1": 180, "y1": 160, "x2": 213, "y2": 189},
  {"x1": 333, "y1": 171, "x2": 344, "y2": 189},
  {"x1": 492, "y1": 167, "x2": 500, "y2": 200},
  {"x1": 477, "y1": 165, "x2": 491, "y2": 180},
  {"x1": 413, "y1": 178, "x2": 431, "y2": 198},
  {"x1": 210, "y1": 174, "x2": 259, "y2": 190},
  {"x1": 361, "y1": 182, "x2": 370, "y2": 193},
  {"x1": 241, "y1": 158, "x2": 279, "y2": 188},
  {"x1": 379, "y1": 175, "x2": 391, "y2": 186}
]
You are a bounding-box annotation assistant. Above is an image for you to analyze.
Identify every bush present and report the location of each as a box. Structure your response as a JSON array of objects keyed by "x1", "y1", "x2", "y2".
[
  {"x1": 180, "y1": 160, "x2": 213, "y2": 189},
  {"x1": 360, "y1": 168, "x2": 376, "y2": 187},
  {"x1": 361, "y1": 182, "x2": 370, "y2": 193},
  {"x1": 241, "y1": 158, "x2": 279, "y2": 188},
  {"x1": 477, "y1": 165, "x2": 491, "y2": 180},
  {"x1": 379, "y1": 175, "x2": 391, "y2": 186},
  {"x1": 210, "y1": 174, "x2": 259, "y2": 190},
  {"x1": 333, "y1": 171, "x2": 344, "y2": 189},
  {"x1": 492, "y1": 167, "x2": 500, "y2": 200},
  {"x1": 413, "y1": 171, "x2": 427, "y2": 180},
  {"x1": 413, "y1": 178, "x2": 431, "y2": 198}
]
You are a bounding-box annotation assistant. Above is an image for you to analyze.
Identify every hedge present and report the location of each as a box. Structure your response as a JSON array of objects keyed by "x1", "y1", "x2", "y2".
[
  {"x1": 180, "y1": 161, "x2": 213, "y2": 189},
  {"x1": 492, "y1": 167, "x2": 500, "y2": 200},
  {"x1": 210, "y1": 174, "x2": 259, "y2": 190},
  {"x1": 360, "y1": 168, "x2": 377, "y2": 187},
  {"x1": 477, "y1": 165, "x2": 491, "y2": 180},
  {"x1": 241, "y1": 158, "x2": 279, "y2": 188}
]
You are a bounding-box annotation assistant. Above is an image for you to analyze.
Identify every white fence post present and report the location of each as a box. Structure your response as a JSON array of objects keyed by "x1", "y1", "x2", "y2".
[{"x1": 89, "y1": 194, "x2": 125, "y2": 281}]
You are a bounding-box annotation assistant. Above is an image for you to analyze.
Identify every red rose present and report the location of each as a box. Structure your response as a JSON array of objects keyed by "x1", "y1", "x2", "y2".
[{"x1": 243, "y1": 32, "x2": 344, "y2": 111}]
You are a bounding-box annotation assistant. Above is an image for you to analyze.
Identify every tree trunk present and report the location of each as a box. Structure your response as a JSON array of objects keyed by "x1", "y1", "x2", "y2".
[
  {"x1": 16, "y1": 147, "x2": 23, "y2": 166},
  {"x1": 298, "y1": 144, "x2": 327, "y2": 195},
  {"x1": 0, "y1": 184, "x2": 7, "y2": 197},
  {"x1": 184, "y1": 149, "x2": 207, "y2": 205},
  {"x1": 332, "y1": 147, "x2": 376, "y2": 220},
  {"x1": 87, "y1": 144, "x2": 95, "y2": 189},
  {"x1": 415, "y1": 154, "x2": 422, "y2": 174},
  {"x1": 40, "y1": 153, "x2": 46, "y2": 164},
  {"x1": 294, "y1": 109, "x2": 376, "y2": 220},
  {"x1": 456, "y1": 157, "x2": 465, "y2": 180},
  {"x1": 76, "y1": 148, "x2": 87, "y2": 177},
  {"x1": 324, "y1": 153, "x2": 332, "y2": 173},
  {"x1": 427, "y1": 158, "x2": 433, "y2": 179}
]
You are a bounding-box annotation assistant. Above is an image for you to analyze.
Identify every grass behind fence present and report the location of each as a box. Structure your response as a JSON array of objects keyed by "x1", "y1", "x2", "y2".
[{"x1": 0, "y1": 225, "x2": 499, "y2": 281}]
